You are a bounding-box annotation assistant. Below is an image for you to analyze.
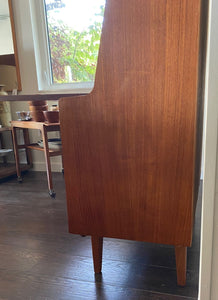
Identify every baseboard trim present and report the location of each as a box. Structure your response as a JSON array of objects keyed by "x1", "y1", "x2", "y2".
[{"x1": 32, "y1": 162, "x2": 62, "y2": 172}]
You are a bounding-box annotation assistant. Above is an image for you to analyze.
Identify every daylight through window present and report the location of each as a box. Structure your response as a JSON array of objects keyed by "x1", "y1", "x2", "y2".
[
  {"x1": 45, "y1": 0, "x2": 105, "y2": 85},
  {"x1": 30, "y1": 0, "x2": 105, "y2": 92}
]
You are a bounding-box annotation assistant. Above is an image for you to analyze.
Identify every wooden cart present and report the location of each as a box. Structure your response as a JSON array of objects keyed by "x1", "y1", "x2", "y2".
[{"x1": 11, "y1": 121, "x2": 62, "y2": 197}]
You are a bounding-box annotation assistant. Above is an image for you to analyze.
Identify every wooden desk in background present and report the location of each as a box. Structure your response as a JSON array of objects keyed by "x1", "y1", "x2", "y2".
[{"x1": 11, "y1": 121, "x2": 62, "y2": 198}]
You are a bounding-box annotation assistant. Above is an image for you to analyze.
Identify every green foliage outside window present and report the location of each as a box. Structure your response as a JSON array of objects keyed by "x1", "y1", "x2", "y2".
[{"x1": 47, "y1": 5, "x2": 104, "y2": 84}]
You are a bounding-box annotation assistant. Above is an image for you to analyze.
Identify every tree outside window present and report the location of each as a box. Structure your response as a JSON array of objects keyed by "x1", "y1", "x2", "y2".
[{"x1": 44, "y1": 0, "x2": 105, "y2": 85}]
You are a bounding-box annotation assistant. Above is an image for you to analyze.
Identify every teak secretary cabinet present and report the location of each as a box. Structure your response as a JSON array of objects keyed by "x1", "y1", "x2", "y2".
[{"x1": 60, "y1": 0, "x2": 208, "y2": 286}]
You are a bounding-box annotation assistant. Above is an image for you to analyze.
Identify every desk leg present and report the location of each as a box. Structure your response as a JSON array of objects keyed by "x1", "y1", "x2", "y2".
[
  {"x1": 11, "y1": 127, "x2": 22, "y2": 182},
  {"x1": 41, "y1": 126, "x2": 55, "y2": 198},
  {"x1": 23, "y1": 129, "x2": 32, "y2": 166}
]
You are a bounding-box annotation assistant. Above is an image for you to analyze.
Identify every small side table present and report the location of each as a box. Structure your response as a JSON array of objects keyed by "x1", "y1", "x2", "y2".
[{"x1": 11, "y1": 121, "x2": 62, "y2": 198}]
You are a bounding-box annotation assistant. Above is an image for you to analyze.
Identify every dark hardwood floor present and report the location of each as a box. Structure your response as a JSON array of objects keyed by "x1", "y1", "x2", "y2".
[{"x1": 0, "y1": 172, "x2": 201, "y2": 300}]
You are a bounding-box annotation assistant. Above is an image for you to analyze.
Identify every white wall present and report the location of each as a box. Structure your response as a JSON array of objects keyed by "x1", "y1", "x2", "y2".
[
  {"x1": 199, "y1": 0, "x2": 218, "y2": 299},
  {"x1": 211, "y1": 149, "x2": 218, "y2": 299},
  {"x1": 10, "y1": 0, "x2": 61, "y2": 171},
  {"x1": 209, "y1": 0, "x2": 218, "y2": 288}
]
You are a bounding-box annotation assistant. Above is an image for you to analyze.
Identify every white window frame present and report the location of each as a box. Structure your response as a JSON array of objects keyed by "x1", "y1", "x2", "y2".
[{"x1": 29, "y1": 0, "x2": 94, "y2": 93}]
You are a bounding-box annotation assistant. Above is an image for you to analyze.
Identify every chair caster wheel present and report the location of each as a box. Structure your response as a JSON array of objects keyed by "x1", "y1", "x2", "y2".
[
  {"x1": 17, "y1": 176, "x2": 22, "y2": 183},
  {"x1": 49, "y1": 190, "x2": 56, "y2": 198}
]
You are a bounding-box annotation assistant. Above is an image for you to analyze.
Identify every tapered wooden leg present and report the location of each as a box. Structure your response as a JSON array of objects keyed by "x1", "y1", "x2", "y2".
[
  {"x1": 41, "y1": 125, "x2": 55, "y2": 197},
  {"x1": 175, "y1": 246, "x2": 187, "y2": 286},
  {"x1": 11, "y1": 127, "x2": 21, "y2": 180},
  {"x1": 23, "y1": 129, "x2": 32, "y2": 166},
  {"x1": 91, "y1": 236, "x2": 103, "y2": 273}
]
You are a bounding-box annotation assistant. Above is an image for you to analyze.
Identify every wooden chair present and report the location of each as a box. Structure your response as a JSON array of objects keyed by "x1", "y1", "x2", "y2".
[{"x1": 59, "y1": 0, "x2": 208, "y2": 286}]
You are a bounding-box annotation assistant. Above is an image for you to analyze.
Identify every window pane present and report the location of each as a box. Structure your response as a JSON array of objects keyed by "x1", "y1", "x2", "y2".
[{"x1": 44, "y1": 0, "x2": 105, "y2": 84}]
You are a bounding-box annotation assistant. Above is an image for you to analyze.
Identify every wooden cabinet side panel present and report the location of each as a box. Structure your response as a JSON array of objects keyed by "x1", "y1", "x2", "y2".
[{"x1": 60, "y1": 0, "x2": 202, "y2": 246}]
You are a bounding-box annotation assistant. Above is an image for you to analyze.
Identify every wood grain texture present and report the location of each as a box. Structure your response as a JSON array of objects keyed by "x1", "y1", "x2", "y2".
[{"x1": 60, "y1": 0, "x2": 206, "y2": 252}]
